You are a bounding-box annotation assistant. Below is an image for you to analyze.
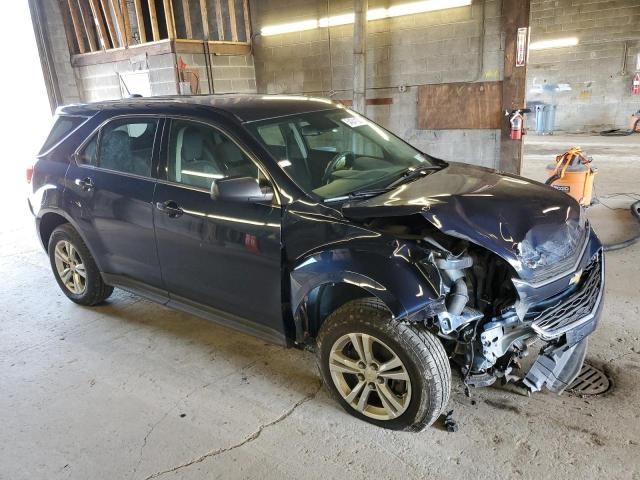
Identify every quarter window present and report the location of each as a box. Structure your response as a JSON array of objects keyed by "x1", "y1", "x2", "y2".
[{"x1": 167, "y1": 120, "x2": 259, "y2": 190}]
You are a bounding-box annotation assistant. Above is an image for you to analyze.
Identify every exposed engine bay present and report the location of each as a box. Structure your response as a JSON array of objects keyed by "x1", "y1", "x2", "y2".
[{"x1": 366, "y1": 214, "x2": 604, "y2": 394}]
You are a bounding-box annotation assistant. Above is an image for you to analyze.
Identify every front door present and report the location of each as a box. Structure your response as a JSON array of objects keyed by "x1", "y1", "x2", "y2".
[
  {"x1": 153, "y1": 119, "x2": 284, "y2": 342},
  {"x1": 65, "y1": 117, "x2": 163, "y2": 288}
]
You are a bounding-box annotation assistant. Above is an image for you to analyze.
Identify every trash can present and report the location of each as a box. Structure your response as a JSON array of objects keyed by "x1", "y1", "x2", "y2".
[
  {"x1": 532, "y1": 103, "x2": 557, "y2": 135},
  {"x1": 544, "y1": 104, "x2": 557, "y2": 135},
  {"x1": 535, "y1": 104, "x2": 546, "y2": 135}
]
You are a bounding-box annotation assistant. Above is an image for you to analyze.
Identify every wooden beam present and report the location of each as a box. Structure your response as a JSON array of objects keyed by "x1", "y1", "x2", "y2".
[
  {"x1": 148, "y1": 0, "x2": 160, "y2": 41},
  {"x1": 242, "y1": 0, "x2": 250, "y2": 42},
  {"x1": 228, "y1": 0, "x2": 237, "y2": 41},
  {"x1": 88, "y1": 0, "x2": 111, "y2": 49},
  {"x1": 99, "y1": 0, "x2": 120, "y2": 47},
  {"x1": 111, "y1": 0, "x2": 128, "y2": 47},
  {"x1": 67, "y1": 0, "x2": 87, "y2": 53},
  {"x1": 199, "y1": 0, "x2": 209, "y2": 39},
  {"x1": 164, "y1": 0, "x2": 176, "y2": 39},
  {"x1": 181, "y1": 0, "x2": 192, "y2": 38},
  {"x1": 78, "y1": 0, "x2": 98, "y2": 51},
  {"x1": 56, "y1": 0, "x2": 79, "y2": 54},
  {"x1": 72, "y1": 39, "x2": 173, "y2": 66},
  {"x1": 214, "y1": 0, "x2": 224, "y2": 40},
  {"x1": 120, "y1": 0, "x2": 133, "y2": 45},
  {"x1": 133, "y1": 0, "x2": 146, "y2": 43},
  {"x1": 500, "y1": 0, "x2": 531, "y2": 174}
]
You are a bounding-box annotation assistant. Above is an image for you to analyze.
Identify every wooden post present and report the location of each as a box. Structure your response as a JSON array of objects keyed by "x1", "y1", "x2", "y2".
[
  {"x1": 67, "y1": 0, "x2": 86, "y2": 53},
  {"x1": 111, "y1": 0, "x2": 128, "y2": 47},
  {"x1": 78, "y1": 0, "x2": 98, "y2": 51},
  {"x1": 120, "y1": 0, "x2": 133, "y2": 45},
  {"x1": 88, "y1": 0, "x2": 111, "y2": 49},
  {"x1": 164, "y1": 0, "x2": 176, "y2": 39},
  {"x1": 215, "y1": 0, "x2": 224, "y2": 40},
  {"x1": 148, "y1": 0, "x2": 160, "y2": 41},
  {"x1": 133, "y1": 0, "x2": 147, "y2": 43},
  {"x1": 500, "y1": 0, "x2": 531, "y2": 174},
  {"x1": 200, "y1": 0, "x2": 209, "y2": 39},
  {"x1": 181, "y1": 0, "x2": 192, "y2": 38},
  {"x1": 242, "y1": 0, "x2": 251, "y2": 42},
  {"x1": 353, "y1": 0, "x2": 367, "y2": 114},
  {"x1": 100, "y1": 0, "x2": 120, "y2": 48},
  {"x1": 228, "y1": 0, "x2": 238, "y2": 41}
]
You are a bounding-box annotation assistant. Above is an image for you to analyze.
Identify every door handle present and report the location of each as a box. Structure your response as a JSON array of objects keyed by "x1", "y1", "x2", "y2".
[
  {"x1": 156, "y1": 200, "x2": 184, "y2": 218},
  {"x1": 74, "y1": 177, "x2": 94, "y2": 191}
]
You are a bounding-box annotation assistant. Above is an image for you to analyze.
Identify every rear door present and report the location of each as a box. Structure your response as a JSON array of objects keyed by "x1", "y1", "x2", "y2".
[
  {"x1": 65, "y1": 117, "x2": 164, "y2": 289},
  {"x1": 152, "y1": 118, "x2": 285, "y2": 342}
]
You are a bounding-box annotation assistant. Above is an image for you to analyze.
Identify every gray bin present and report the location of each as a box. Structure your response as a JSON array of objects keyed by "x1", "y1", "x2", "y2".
[{"x1": 534, "y1": 104, "x2": 557, "y2": 135}]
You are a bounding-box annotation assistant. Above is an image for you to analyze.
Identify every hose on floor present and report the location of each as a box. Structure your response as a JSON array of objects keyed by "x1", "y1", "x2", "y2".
[{"x1": 603, "y1": 201, "x2": 640, "y2": 252}]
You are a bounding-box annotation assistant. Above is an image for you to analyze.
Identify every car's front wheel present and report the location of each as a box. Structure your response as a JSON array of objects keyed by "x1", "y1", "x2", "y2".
[
  {"x1": 316, "y1": 298, "x2": 451, "y2": 431},
  {"x1": 48, "y1": 224, "x2": 113, "y2": 306}
]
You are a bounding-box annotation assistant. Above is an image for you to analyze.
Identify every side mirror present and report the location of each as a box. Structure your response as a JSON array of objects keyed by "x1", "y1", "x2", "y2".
[{"x1": 210, "y1": 176, "x2": 274, "y2": 203}]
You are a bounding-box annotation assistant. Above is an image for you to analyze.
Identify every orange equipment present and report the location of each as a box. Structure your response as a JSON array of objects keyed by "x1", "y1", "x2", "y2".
[{"x1": 545, "y1": 147, "x2": 597, "y2": 206}]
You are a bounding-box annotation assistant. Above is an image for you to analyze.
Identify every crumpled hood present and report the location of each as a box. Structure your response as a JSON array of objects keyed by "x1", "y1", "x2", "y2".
[{"x1": 342, "y1": 162, "x2": 586, "y2": 280}]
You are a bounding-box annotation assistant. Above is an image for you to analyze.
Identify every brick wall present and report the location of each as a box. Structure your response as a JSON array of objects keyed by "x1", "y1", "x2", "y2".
[
  {"x1": 528, "y1": 0, "x2": 640, "y2": 131},
  {"x1": 250, "y1": 0, "x2": 505, "y2": 168}
]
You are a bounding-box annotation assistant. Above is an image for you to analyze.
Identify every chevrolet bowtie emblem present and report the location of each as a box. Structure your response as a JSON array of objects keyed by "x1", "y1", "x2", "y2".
[{"x1": 569, "y1": 270, "x2": 583, "y2": 286}]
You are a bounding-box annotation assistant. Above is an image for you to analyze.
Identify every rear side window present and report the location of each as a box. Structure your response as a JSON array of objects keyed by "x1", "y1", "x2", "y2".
[
  {"x1": 77, "y1": 118, "x2": 159, "y2": 177},
  {"x1": 40, "y1": 116, "x2": 86, "y2": 154}
]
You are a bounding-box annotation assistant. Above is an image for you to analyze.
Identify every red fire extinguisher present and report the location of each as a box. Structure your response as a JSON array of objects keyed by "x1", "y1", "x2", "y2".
[
  {"x1": 633, "y1": 72, "x2": 640, "y2": 96},
  {"x1": 510, "y1": 111, "x2": 524, "y2": 140}
]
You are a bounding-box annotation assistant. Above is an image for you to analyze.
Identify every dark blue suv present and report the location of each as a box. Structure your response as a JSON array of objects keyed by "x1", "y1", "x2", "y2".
[{"x1": 29, "y1": 95, "x2": 604, "y2": 430}]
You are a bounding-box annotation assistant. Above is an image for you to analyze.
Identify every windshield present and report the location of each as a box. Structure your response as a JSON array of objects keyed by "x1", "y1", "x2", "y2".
[{"x1": 246, "y1": 108, "x2": 437, "y2": 200}]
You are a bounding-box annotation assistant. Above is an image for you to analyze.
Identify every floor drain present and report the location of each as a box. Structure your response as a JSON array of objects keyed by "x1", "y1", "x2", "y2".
[{"x1": 568, "y1": 363, "x2": 611, "y2": 396}]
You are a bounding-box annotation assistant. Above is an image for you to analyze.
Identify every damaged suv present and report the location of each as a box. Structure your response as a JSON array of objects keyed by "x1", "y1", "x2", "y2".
[{"x1": 30, "y1": 95, "x2": 604, "y2": 431}]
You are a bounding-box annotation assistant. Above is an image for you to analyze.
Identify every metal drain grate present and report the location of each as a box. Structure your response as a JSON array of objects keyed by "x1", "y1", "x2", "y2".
[{"x1": 568, "y1": 363, "x2": 611, "y2": 395}]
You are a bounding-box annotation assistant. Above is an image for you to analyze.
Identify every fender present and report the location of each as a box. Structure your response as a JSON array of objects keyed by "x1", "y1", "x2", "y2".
[{"x1": 290, "y1": 246, "x2": 445, "y2": 324}]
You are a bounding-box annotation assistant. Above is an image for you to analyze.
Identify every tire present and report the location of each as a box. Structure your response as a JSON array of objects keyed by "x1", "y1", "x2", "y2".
[
  {"x1": 316, "y1": 298, "x2": 451, "y2": 431},
  {"x1": 48, "y1": 224, "x2": 113, "y2": 306}
]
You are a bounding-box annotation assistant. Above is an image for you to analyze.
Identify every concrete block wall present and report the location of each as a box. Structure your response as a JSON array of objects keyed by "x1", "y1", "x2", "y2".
[
  {"x1": 528, "y1": 0, "x2": 640, "y2": 131},
  {"x1": 250, "y1": 0, "x2": 505, "y2": 168},
  {"x1": 41, "y1": 0, "x2": 82, "y2": 105},
  {"x1": 176, "y1": 54, "x2": 257, "y2": 94}
]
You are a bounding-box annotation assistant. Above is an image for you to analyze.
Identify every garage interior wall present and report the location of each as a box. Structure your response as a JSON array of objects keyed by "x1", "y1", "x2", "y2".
[
  {"x1": 250, "y1": 0, "x2": 506, "y2": 168},
  {"x1": 528, "y1": 0, "x2": 640, "y2": 132}
]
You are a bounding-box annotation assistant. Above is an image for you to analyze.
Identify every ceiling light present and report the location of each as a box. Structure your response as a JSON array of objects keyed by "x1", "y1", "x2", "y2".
[
  {"x1": 529, "y1": 37, "x2": 579, "y2": 50},
  {"x1": 261, "y1": 0, "x2": 472, "y2": 36},
  {"x1": 261, "y1": 19, "x2": 318, "y2": 36}
]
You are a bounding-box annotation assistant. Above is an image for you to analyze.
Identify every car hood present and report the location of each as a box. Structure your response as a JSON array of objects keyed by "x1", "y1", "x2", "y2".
[{"x1": 341, "y1": 162, "x2": 586, "y2": 280}]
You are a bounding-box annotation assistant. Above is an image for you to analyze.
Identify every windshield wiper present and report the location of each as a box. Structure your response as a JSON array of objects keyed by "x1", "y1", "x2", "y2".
[
  {"x1": 324, "y1": 188, "x2": 391, "y2": 203},
  {"x1": 387, "y1": 165, "x2": 442, "y2": 188}
]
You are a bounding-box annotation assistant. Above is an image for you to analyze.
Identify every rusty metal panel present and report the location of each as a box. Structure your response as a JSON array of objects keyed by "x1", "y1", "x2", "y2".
[{"x1": 417, "y1": 81, "x2": 503, "y2": 130}]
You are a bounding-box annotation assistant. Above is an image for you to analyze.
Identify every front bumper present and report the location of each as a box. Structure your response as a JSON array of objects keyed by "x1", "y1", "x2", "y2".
[{"x1": 523, "y1": 249, "x2": 605, "y2": 393}]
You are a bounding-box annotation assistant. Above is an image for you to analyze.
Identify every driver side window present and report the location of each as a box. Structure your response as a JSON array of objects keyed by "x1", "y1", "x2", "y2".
[{"x1": 167, "y1": 120, "x2": 258, "y2": 190}]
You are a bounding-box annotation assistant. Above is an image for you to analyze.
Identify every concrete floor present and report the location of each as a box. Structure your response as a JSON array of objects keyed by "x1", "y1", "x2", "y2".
[{"x1": 1, "y1": 135, "x2": 639, "y2": 480}]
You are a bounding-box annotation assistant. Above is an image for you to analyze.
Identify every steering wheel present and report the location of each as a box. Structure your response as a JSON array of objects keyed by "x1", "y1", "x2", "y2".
[{"x1": 322, "y1": 151, "x2": 354, "y2": 185}]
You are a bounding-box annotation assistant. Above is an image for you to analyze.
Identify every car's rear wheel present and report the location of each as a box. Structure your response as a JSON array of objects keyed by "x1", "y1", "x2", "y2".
[
  {"x1": 316, "y1": 298, "x2": 451, "y2": 431},
  {"x1": 48, "y1": 224, "x2": 113, "y2": 305}
]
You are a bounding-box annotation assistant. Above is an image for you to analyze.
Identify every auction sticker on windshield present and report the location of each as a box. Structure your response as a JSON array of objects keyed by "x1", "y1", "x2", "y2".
[{"x1": 341, "y1": 116, "x2": 369, "y2": 128}]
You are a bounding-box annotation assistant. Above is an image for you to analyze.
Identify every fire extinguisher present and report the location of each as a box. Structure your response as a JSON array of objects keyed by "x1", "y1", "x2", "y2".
[
  {"x1": 510, "y1": 112, "x2": 523, "y2": 140},
  {"x1": 507, "y1": 108, "x2": 531, "y2": 140},
  {"x1": 633, "y1": 72, "x2": 640, "y2": 96}
]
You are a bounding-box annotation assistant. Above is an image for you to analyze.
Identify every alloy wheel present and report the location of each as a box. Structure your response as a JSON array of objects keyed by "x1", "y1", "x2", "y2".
[
  {"x1": 53, "y1": 240, "x2": 87, "y2": 295},
  {"x1": 328, "y1": 333, "x2": 412, "y2": 420}
]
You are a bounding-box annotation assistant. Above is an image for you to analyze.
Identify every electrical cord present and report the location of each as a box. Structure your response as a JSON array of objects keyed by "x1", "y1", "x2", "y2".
[{"x1": 602, "y1": 200, "x2": 640, "y2": 252}]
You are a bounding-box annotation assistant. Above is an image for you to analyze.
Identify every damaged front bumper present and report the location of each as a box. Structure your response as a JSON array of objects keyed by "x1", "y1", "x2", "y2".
[{"x1": 523, "y1": 249, "x2": 605, "y2": 393}]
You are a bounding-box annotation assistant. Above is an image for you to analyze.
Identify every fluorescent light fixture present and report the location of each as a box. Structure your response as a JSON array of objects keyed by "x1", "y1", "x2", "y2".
[
  {"x1": 261, "y1": 0, "x2": 472, "y2": 36},
  {"x1": 319, "y1": 13, "x2": 355, "y2": 27},
  {"x1": 529, "y1": 37, "x2": 579, "y2": 50},
  {"x1": 261, "y1": 19, "x2": 318, "y2": 36},
  {"x1": 388, "y1": 0, "x2": 471, "y2": 16}
]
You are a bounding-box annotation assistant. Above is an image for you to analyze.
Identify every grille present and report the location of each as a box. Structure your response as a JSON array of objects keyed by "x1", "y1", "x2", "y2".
[
  {"x1": 567, "y1": 363, "x2": 611, "y2": 396},
  {"x1": 532, "y1": 251, "x2": 603, "y2": 339}
]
